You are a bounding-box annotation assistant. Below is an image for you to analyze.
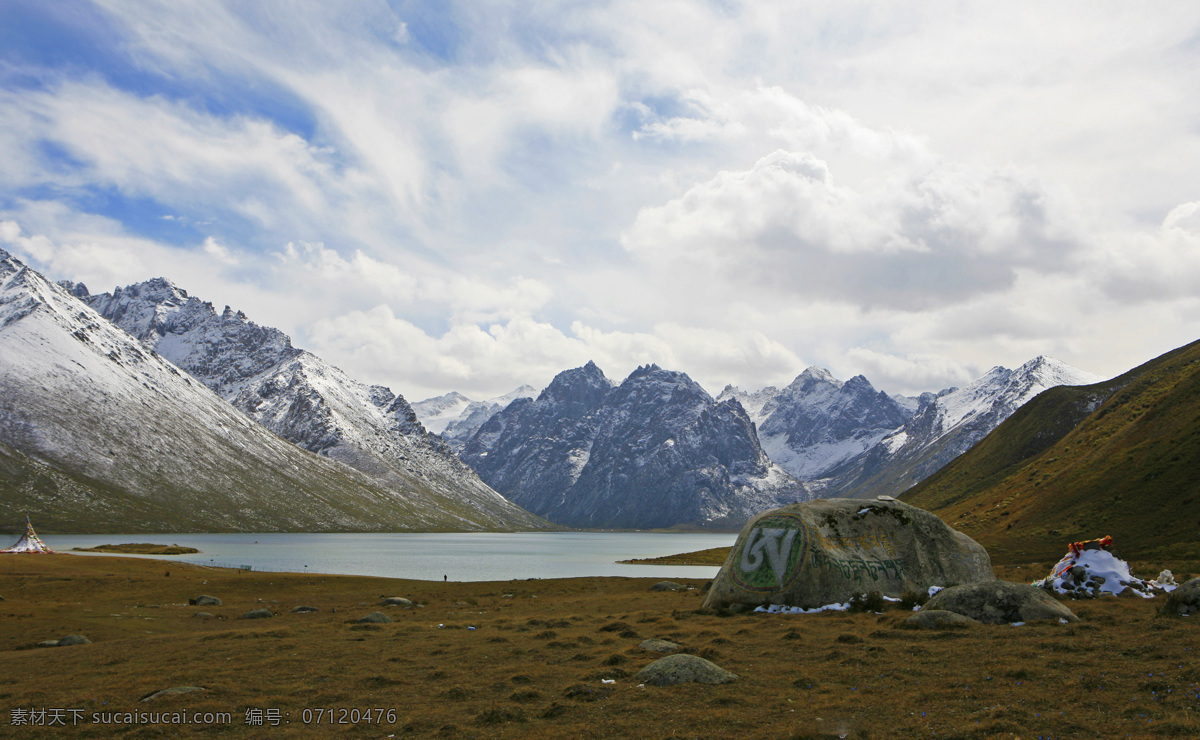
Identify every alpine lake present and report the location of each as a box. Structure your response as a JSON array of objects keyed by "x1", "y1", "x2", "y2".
[{"x1": 40, "y1": 531, "x2": 735, "y2": 581}]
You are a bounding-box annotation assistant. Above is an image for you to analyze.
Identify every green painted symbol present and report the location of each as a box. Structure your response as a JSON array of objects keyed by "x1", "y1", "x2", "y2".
[{"x1": 731, "y1": 514, "x2": 807, "y2": 591}]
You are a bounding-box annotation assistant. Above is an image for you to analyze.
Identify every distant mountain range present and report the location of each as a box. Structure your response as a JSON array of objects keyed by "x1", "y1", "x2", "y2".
[
  {"x1": 459, "y1": 362, "x2": 807, "y2": 529},
  {"x1": 901, "y1": 337, "x2": 1200, "y2": 563},
  {"x1": 0, "y1": 250, "x2": 548, "y2": 532},
  {"x1": 412, "y1": 386, "x2": 538, "y2": 451},
  {"x1": 421, "y1": 356, "x2": 1100, "y2": 530},
  {"x1": 3, "y1": 245, "x2": 1137, "y2": 537}
]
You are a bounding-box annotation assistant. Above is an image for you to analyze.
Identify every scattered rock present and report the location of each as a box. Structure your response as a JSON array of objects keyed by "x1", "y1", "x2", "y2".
[
  {"x1": 55, "y1": 635, "x2": 91, "y2": 647},
  {"x1": 189, "y1": 595, "x2": 222, "y2": 607},
  {"x1": 639, "y1": 638, "x2": 681, "y2": 653},
  {"x1": 635, "y1": 654, "x2": 738, "y2": 686},
  {"x1": 649, "y1": 581, "x2": 684, "y2": 592},
  {"x1": 563, "y1": 684, "x2": 614, "y2": 701},
  {"x1": 291, "y1": 606, "x2": 319, "y2": 614},
  {"x1": 36, "y1": 640, "x2": 61, "y2": 648},
  {"x1": 703, "y1": 498, "x2": 992, "y2": 611},
  {"x1": 900, "y1": 610, "x2": 980, "y2": 630},
  {"x1": 924, "y1": 581, "x2": 1078, "y2": 624},
  {"x1": 239, "y1": 609, "x2": 273, "y2": 619},
  {"x1": 192, "y1": 612, "x2": 214, "y2": 619},
  {"x1": 1160, "y1": 577, "x2": 1200, "y2": 617},
  {"x1": 381, "y1": 597, "x2": 413, "y2": 607},
  {"x1": 141, "y1": 686, "x2": 206, "y2": 702},
  {"x1": 356, "y1": 611, "x2": 392, "y2": 624}
]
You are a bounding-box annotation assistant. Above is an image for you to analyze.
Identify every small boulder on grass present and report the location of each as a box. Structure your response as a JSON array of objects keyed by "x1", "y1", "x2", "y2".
[
  {"x1": 635, "y1": 654, "x2": 738, "y2": 686},
  {"x1": 38, "y1": 635, "x2": 90, "y2": 648},
  {"x1": 650, "y1": 581, "x2": 684, "y2": 592},
  {"x1": 141, "y1": 686, "x2": 205, "y2": 702},
  {"x1": 240, "y1": 609, "x2": 273, "y2": 620},
  {"x1": 189, "y1": 595, "x2": 222, "y2": 607},
  {"x1": 923, "y1": 581, "x2": 1078, "y2": 625},
  {"x1": 356, "y1": 612, "x2": 392, "y2": 624},
  {"x1": 639, "y1": 638, "x2": 681, "y2": 653},
  {"x1": 1160, "y1": 577, "x2": 1200, "y2": 617},
  {"x1": 381, "y1": 597, "x2": 413, "y2": 607},
  {"x1": 900, "y1": 610, "x2": 979, "y2": 630},
  {"x1": 291, "y1": 605, "x2": 319, "y2": 614}
]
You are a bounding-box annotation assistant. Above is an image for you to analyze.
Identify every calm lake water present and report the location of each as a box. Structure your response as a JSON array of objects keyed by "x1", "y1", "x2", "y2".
[{"x1": 37, "y1": 532, "x2": 735, "y2": 582}]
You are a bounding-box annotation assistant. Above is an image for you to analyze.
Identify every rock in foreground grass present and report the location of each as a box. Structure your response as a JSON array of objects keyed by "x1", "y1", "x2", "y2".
[
  {"x1": 924, "y1": 581, "x2": 1078, "y2": 624},
  {"x1": 636, "y1": 654, "x2": 737, "y2": 686}
]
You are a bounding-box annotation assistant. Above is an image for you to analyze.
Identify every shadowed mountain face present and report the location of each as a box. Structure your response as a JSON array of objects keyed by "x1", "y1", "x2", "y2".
[
  {"x1": 75, "y1": 276, "x2": 548, "y2": 532},
  {"x1": 901, "y1": 337, "x2": 1200, "y2": 562},
  {"x1": 461, "y1": 362, "x2": 807, "y2": 529}
]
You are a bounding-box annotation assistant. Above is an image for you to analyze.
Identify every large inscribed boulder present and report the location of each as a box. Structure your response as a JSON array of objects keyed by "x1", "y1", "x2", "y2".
[{"x1": 702, "y1": 498, "x2": 992, "y2": 611}]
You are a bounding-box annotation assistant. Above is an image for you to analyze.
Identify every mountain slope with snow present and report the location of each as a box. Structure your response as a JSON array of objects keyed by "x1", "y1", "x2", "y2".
[
  {"x1": 413, "y1": 386, "x2": 539, "y2": 451},
  {"x1": 0, "y1": 249, "x2": 487, "y2": 532},
  {"x1": 77, "y1": 278, "x2": 548, "y2": 531},
  {"x1": 462, "y1": 362, "x2": 807, "y2": 529},
  {"x1": 827, "y1": 356, "x2": 1103, "y2": 499},
  {"x1": 902, "y1": 337, "x2": 1200, "y2": 562},
  {"x1": 721, "y1": 367, "x2": 914, "y2": 481}
]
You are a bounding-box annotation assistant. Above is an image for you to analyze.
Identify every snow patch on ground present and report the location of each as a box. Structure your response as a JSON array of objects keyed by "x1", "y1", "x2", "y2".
[
  {"x1": 754, "y1": 602, "x2": 851, "y2": 615},
  {"x1": 1037, "y1": 546, "x2": 1158, "y2": 598}
]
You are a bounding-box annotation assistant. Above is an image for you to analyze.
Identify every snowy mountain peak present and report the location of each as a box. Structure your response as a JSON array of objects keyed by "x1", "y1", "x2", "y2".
[
  {"x1": 787, "y1": 366, "x2": 841, "y2": 393},
  {"x1": 81, "y1": 277, "x2": 547, "y2": 530},
  {"x1": 1017, "y1": 355, "x2": 1103, "y2": 389}
]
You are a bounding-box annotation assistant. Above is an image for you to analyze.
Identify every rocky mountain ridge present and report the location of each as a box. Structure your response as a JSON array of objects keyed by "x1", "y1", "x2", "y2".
[
  {"x1": 901, "y1": 337, "x2": 1200, "y2": 562},
  {"x1": 412, "y1": 386, "x2": 539, "y2": 451},
  {"x1": 0, "y1": 249, "x2": 491, "y2": 532},
  {"x1": 74, "y1": 276, "x2": 547, "y2": 531},
  {"x1": 461, "y1": 362, "x2": 807, "y2": 529},
  {"x1": 819, "y1": 356, "x2": 1103, "y2": 499}
]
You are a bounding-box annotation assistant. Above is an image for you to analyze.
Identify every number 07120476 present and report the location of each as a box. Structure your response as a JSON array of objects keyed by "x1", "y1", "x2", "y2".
[{"x1": 300, "y1": 708, "x2": 398, "y2": 725}]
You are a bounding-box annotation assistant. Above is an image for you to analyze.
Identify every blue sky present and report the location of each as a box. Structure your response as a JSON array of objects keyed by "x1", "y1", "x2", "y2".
[{"x1": 3, "y1": 1, "x2": 1200, "y2": 401}]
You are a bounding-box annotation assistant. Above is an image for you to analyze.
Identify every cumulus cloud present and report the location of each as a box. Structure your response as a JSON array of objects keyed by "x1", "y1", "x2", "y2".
[
  {"x1": 4, "y1": 1, "x2": 1200, "y2": 400},
  {"x1": 622, "y1": 148, "x2": 1086, "y2": 310}
]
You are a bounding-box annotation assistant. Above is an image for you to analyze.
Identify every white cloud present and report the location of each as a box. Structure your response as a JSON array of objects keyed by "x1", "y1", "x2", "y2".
[
  {"x1": 622, "y1": 147, "x2": 1086, "y2": 310},
  {"x1": 4, "y1": 1, "x2": 1200, "y2": 401}
]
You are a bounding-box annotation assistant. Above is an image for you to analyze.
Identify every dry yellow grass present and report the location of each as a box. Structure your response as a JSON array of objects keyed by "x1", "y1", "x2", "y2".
[{"x1": 1, "y1": 554, "x2": 1199, "y2": 738}]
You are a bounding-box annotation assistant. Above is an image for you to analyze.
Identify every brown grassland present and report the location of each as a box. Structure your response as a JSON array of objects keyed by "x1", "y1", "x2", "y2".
[{"x1": 2, "y1": 554, "x2": 1200, "y2": 738}]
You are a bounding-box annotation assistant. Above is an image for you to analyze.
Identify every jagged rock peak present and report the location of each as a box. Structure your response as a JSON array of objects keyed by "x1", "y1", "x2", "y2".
[
  {"x1": 538, "y1": 361, "x2": 614, "y2": 406},
  {"x1": 627, "y1": 362, "x2": 664, "y2": 379},
  {"x1": 56, "y1": 280, "x2": 90, "y2": 298},
  {"x1": 616, "y1": 363, "x2": 711, "y2": 403},
  {"x1": 787, "y1": 366, "x2": 841, "y2": 392}
]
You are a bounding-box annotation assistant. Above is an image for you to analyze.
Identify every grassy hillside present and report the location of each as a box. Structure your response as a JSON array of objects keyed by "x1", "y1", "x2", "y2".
[{"x1": 902, "y1": 338, "x2": 1200, "y2": 563}]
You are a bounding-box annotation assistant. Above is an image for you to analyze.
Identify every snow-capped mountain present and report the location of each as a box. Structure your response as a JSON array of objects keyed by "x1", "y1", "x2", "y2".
[
  {"x1": 0, "y1": 249, "x2": 478, "y2": 532},
  {"x1": 412, "y1": 385, "x2": 539, "y2": 451},
  {"x1": 78, "y1": 277, "x2": 548, "y2": 531},
  {"x1": 411, "y1": 392, "x2": 474, "y2": 435},
  {"x1": 461, "y1": 362, "x2": 807, "y2": 529},
  {"x1": 719, "y1": 367, "x2": 913, "y2": 480},
  {"x1": 824, "y1": 356, "x2": 1104, "y2": 498}
]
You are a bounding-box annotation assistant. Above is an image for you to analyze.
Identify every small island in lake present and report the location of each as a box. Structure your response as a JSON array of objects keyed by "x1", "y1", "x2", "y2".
[
  {"x1": 72, "y1": 543, "x2": 200, "y2": 555},
  {"x1": 618, "y1": 546, "x2": 731, "y2": 566}
]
